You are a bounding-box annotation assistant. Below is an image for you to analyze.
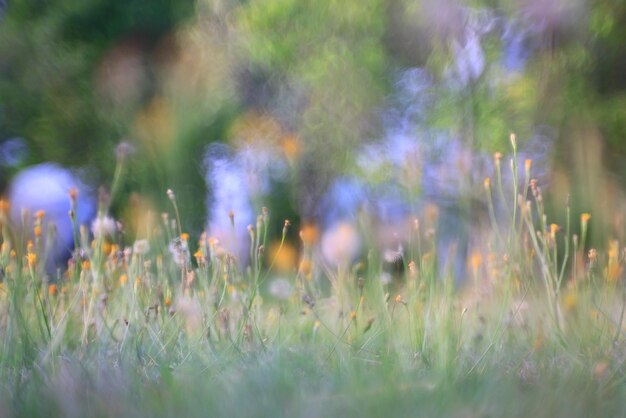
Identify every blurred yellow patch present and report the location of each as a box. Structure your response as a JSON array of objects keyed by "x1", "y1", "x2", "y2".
[
  {"x1": 48, "y1": 284, "x2": 57, "y2": 296},
  {"x1": 26, "y1": 252, "x2": 37, "y2": 268},
  {"x1": 299, "y1": 224, "x2": 319, "y2": 246},
  {"x1": 299, "y1": 258, "x2": 313, "y2": 279},
  {"x1": 268, "y1": 241, "x2": 298, "y2": 273},
  {"x1": 229, "y1": 111, "x2": 283, "y2": 146},
  {"x1": 134, "y1": 97, "x2": 175, "y2": 151},
  {"x1": 563, "y1": 291, "x2": 578, "y2": 313},
  {"x1": 281, "y1": 135, "x2": 301, "y2": 161},
  {"x1": 469, "y1": 252, "x2": 483, "y2": 273}
]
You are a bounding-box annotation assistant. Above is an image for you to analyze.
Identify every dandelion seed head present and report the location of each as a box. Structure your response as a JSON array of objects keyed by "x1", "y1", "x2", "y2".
[
  {"x1": 268, "y1": 278, "x2": 292, "y2": 300},
  {"x1": 133, "y1": 239, "x2": 150, "y2": 255},
  {"x1": 91, "y1": 216, "x2": 117, "y2": 239}
]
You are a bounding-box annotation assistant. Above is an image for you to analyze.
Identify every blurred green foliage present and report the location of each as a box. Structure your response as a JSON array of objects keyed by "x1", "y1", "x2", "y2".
[{"x1": 1, "y1": 0, "x2": 626, "y2": 235}]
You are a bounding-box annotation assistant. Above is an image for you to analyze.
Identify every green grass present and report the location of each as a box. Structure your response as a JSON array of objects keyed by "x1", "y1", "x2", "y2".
[{"x1": 0, "y1": 144, "x2": 625, "y2": 417}]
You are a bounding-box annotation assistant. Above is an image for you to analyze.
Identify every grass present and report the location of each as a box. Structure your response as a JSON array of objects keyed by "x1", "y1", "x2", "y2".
[{"x1": 0, "y1": 140, "x2": 625, "y2": 417}]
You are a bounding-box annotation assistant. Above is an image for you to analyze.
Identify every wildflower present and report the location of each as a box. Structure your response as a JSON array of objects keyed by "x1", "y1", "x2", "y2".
[
  {"x1": 470, "y1": 252, "x2": 483, "y2": 273},
  {"x1": 27, "y1": 252, "x2": 37, "y2": 268},
  {"x1": 394, "y1": 294, "x2": 406, "y2": 306},
  {"x1": 588, "y1": 248, "x2": 598, "y2": 264},
  {"x1": 91, "y1": 216, "x2": 116, "y2": 239},
  {"x1": 168, "y1": 237, "x2": 190, "y2": 268},
  {"x1": 33, "y1": 225, "x2": 42, "y2": 237},
  {"x1": 194, "y1": 249, "x2": 205, "y2": 265},
  {"x1": 35, "y1": 210, "x2": 45, "y2": 220},
  {"x1": 268, "y1": 241, "x2": 297, "y2": 272},
  {"x1": 321, "y1": 223, "x2": 361, "y2": 267},
  {"x1": 380, "y1": 272, "x2": 393, "y2": 285},
  {"x1": 299, "y1": 258, "x2": 313, "y2": 279},
  {"x1": 180, "y1": 232, "x2": 189, "y2": 241},
  {"x1": 268, "y1": 278, "x2": 292, "y2": 300},
  {"x1": 581, "y1": 213, "x2": 591, "y2": 223},
  {"x1": 281, "y1": 135, "x2": 300, "y2": 160},
  {"x1": 550, "y1": 223, "x2": 559, "y2": 240},
  {"x1": 119, "y1": 274, "x2": 128, "y2": 285},
  {"x1": 483, "y1": 177, "x2": 491, "y2": 190},
  {"x1": 383, "y1": 245, "x2": 404, "y2": 263},
  {"x1": 166, "y1": 189, "x2": 175, "y2": 201},
  {"x1": 68, "y1": 187, "x2": 79, "y2": 203},
  {"x1": 102, "y1": 242, "x2": 112, "y2": 257},
  {"x1": 299, "y1": 224, "x2": 319, "y2": 246},
  {"x1": 133, "y1": 239, "x2": 150, "y2": 255},
  {"x1": 48, "y1": 284, "x2": 57, "y2": 296},
  {"x1": 115, "y1": 141, "x2": 135, "y2": 162},
  {"x1": 82, "y1": 260, "x2": 91, "y2": 270},
  {"x1": 525, "y1": 159, "x2": 532, "y2": 173}
]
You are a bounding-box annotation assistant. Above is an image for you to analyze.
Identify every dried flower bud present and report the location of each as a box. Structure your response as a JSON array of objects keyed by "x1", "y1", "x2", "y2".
[{"x1": 510, "y1": 133, "x2": 517, "y2": 150}]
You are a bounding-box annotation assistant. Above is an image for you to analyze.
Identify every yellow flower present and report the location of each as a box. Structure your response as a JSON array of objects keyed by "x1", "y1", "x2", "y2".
[
  {"x1": 27, "y1": 252, "x2": 37, "y2": 268},
  {"x1": 525, "y1": 159, "x2": 532, "y2": 172},
  {"x1": 299, "y1": 224, "x2": 319, "y2": 246}
]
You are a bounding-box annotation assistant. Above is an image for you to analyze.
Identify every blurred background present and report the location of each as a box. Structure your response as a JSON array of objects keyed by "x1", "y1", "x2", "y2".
[{"x1": 1, "y1": 0, "x2": 626, "y2": 255}]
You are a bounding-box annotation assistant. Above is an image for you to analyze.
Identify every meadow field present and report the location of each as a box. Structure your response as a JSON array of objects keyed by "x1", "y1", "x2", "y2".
[
  {"x1": 2, "y1": 1, "x2": 626, "y2": 416},
  {"x1": 0, "y1": 139, "x2": 624, "y2": 418}
]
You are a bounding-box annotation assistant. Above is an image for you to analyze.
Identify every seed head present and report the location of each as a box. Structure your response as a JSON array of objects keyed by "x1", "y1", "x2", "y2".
[
  {"x1": 68, "y1": 188, "x2": 79, "y2": 202},
  {"x1": 510, "y1": 133, "x2": 517, "y2": 150}
]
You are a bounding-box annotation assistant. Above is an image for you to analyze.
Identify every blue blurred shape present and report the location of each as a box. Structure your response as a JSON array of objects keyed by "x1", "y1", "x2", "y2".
[{"x1": 8, "y1": 163, "x2": 95, "y2": 271}]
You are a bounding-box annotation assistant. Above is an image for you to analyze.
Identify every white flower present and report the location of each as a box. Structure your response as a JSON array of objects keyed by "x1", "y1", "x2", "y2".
[
  {"x1": 91, "y1": 216, "x2": 116, "y2": 239},
  {"x1": 132, "y1": 239, "x2": 150, "y2": 255},
  {"x1": 168, "y1": 238, "x2": 189, "y2": 268},
  {"x1": 383, "y1": 244, "x2": 404, "y2": 263},
  {"x1": 268, "y1": 278, "x2": 292, "y2": 300},
  {"x1": 321, "y1": 222, "x2": 361, "y2": 267}
]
